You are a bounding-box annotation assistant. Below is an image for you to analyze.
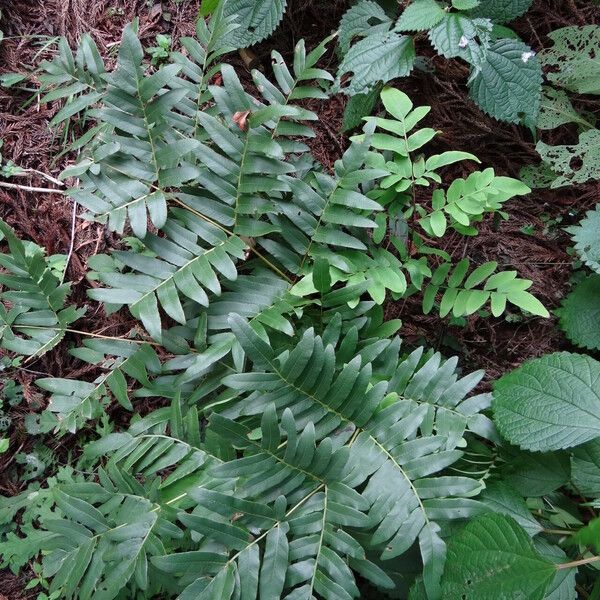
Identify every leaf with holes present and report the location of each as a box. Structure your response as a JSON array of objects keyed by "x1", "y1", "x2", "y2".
[{"x1": 540, "y1": 25, "x2": 600, "y2": 95}]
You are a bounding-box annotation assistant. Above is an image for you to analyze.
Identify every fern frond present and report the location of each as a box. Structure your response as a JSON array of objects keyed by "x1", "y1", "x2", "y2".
[
  {"x1": 221, "y1": 315, "x2": 487, "y2": 594},
  {"x1": 88, "y1": 210, "x2": 246, "y2": 340},
  {"x1": 33, "y1": 343, "x2": 160, "y2": 434},
  {"x1": 0, "y1": 219, "x2": 84, "y2": 358},
  {"x1": 39, "y1": 34, "x2": 106, "y2": 127}
]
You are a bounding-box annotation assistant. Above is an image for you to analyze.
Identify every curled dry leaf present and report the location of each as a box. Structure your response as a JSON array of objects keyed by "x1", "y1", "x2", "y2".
[{"x1": 233, "y1": 110, "x2": 251, "y2": 131}]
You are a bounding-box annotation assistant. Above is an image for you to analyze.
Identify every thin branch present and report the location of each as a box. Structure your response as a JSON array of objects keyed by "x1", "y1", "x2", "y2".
[
  {"x1": 0, "y1": 181, "x2": 65, "y2": 194},
  {"x1": 62, "y1": 200, "x2": 78, "y2": 284},
  {"x1": 556, "y1": 555, "x2": 600, "y2": 570},
  {"x1": 15, "y1": 168, "x2": 65, "y2": 186}
]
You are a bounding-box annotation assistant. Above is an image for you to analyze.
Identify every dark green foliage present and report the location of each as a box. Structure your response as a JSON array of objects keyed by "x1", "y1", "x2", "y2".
[{"x1": 0, "y1": 7, "x2": 598, "y2": 600}]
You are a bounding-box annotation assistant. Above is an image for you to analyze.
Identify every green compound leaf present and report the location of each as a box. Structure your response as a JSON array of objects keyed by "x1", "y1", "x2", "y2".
[
  {"x1": 540, "y1": 25, "x2": 600, "y2": 95},
  {"x1": 557, "y1": 275, "x2": 600, "y2": 351},
  {"x1": 469, "y1": 0, "x2": 533, "y2": 23},
  {"x1": 569, "y1": 204, "x2": 600, "y2": 274},
  {"x1": 571, "y1": 438, "x2": 600, "y2": 499},
  {"x1": 397, "y1": 0, "x2": 446, "y2": 32},
  {"x1": 468, "y1": 38, "x2": 542, "y2": 124},
  {"x1": 536, "y1": 129, "x2": 600, "y2": 188},
  {"x1": 338, "y1": 31, "x2": 416, "y2": 95},
  {"x1": 492, "y1": 352, "x2": 600, "y2": 451},
  {"x1": 441, "y1": 513, "x2": 555, "y2": 600},
  {"x1": 223, "y1": 0, "x2": 286, "y2": 47},
  {"x1": 338, "y1": 0, "x2": 392, "y2": 55}
]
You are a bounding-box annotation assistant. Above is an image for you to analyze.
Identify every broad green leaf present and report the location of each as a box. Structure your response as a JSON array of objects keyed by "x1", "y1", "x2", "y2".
[
  {"x1": 468, "y1": 39, "x2": 542, "y2": 124},
  {"x1": 557, "y1": 275, "x2": 600, "y2": 351},
  {"x1": 536, "y1": 130, "x2": 600, "y2": 188},
  {"x1": 499, "y1": 447, "x2": 569, "y2": 497},
  {"x1": 338, "y1": 0, "x2": 392, "y2": 54},
  {"x1": 441, "y1": 513, "x2": 555, "y2": 599},
  {"x1": 469, "y1": 0, "x2": 533, "y2": 22},
  {"x1": 338, "y1": 31, "x2": 416, "y2": 96},
  {"x1": 569, "y1": 204, "x2": 600, "y2": 274},
  {"x1": 571, "y1": 439, "x2": 600, "y2": 498},
  {"x1": 397, "y1": 0, "x2": 446, "y2": 32},
  {"x1": 540, "y1": 25, "x2": 600, "y2": 95},
  {"x1": 223, "y1": 0, "x2": 286, "y2": 47},
  {"x1": 537, "y1": 87, "x2": 593, "y2": 130},
  {"x1": 493, "y1": 352, "x2": 600, "y2": 451}
]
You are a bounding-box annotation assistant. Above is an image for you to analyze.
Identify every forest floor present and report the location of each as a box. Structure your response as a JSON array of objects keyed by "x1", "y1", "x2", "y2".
[{"x1": 0, "y1": 0, "x2": 599, "y2": 596}]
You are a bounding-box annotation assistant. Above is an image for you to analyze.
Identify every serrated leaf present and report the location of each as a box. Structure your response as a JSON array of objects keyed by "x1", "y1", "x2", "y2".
[
  {"x1": 537, "y1": 86, "x2": 593, "y2": 131},
  {"x1": 338, "y1": 0, "x2": 392, "y2": 55},
  {"x1": 441, "y1": 513, "x2": 555, "y2": 599},
  {"x1": 429, "y1": 13, "x2": 492, "y2": 68},
  {"x1": 453, "y1": 0, "x2": 480, "y2": 8},
  {"x1": 492, "y1": 352, "x2": 600, "y2": 451},
  {"x1": 571, "y1": 438, "x2": 600, "y2": 498},
  {"x1": 536, "y1": 129, "x2": 600, "y2": 188},
  {"x1": 499, "y1": 447, "x2": 569, "y2": 497},
  {"x1": 570, "y1": 204, "x2": 600, "y2": 273},
  {"x1": 557, "y1": 275, "x2": 600, "y2": 351},
  {"x1": 397, "y1": 0, "x2": 446, "y2": 32},
  {"x1": 223, "y1": 0, "x2": 286, "y2": 47},
  {"x1": 468, "y1": 38, "x2": 542, "y2": 124},
  {"x1": 469, "y1": 0, "x2": 533, "y2": 23},
  {"x1": 338, "y1": 31, "x2": 416, "y2": 96},
  {"x1": 342, "y1": 87, "x2": 381, "y2": 131}
]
